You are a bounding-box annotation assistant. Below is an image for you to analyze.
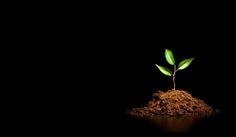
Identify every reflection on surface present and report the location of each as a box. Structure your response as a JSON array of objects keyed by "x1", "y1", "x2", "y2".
[{"x1": 147, "y1": 115, "x2": 207, "y2": 132}]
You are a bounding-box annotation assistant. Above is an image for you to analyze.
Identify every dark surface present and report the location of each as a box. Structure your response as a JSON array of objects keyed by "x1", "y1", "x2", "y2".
[{"x1": 119, "y1": 113, "x2": 224, "y2": 132}]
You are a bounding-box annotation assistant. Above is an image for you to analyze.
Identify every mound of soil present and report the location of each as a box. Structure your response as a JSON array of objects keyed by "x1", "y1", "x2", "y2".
[{"x1": 128, "y1": 89, "x2": 214, "y2": 117}]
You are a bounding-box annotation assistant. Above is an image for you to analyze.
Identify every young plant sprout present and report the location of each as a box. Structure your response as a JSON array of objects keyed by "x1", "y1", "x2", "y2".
[{"x1": 155, "y1": 49, "x2": 194, "y2": 90}]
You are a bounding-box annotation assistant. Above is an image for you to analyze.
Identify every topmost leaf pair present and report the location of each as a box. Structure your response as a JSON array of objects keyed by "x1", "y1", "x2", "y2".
[{"x1": 165, "y1": 49, "x2": 194, "y2": 70}]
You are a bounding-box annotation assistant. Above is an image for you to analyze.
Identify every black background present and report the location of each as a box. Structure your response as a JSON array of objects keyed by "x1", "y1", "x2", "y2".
[
  {"x1": 7, "y1": 3, "x2": 236, "y2": 135},
  {"x1": 20, "y1": 8, "x2": 236, "y2": 134}
]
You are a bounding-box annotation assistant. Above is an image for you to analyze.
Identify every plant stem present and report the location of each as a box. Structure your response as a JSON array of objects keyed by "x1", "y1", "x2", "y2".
[{"x1": 173, "y1": 65, "x2": 176, "y2": 90}]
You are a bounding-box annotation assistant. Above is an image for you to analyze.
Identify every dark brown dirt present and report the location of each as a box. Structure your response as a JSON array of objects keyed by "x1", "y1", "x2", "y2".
[{"x1": 128, "y1": 89, "x2": 214, "y2": 117}]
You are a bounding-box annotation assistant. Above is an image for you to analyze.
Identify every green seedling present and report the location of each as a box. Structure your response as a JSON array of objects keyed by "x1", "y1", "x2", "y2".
[{"x1": 155, "y1": 49, "x2": 194, "y2": 90}]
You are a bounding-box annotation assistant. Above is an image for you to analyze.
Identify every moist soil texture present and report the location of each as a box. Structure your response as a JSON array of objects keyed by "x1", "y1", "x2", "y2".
[{"x1": 128, "y1": 89, "x2": 214, "y2": 117}]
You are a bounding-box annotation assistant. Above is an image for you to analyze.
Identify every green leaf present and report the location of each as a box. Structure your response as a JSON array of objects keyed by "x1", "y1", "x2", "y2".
[
  {"x1": 165, "y1": 49, "x2": 175, "y2": 65},
  {"x1": 155, "y1": 64, "x2": 172, "y2": 76},
  {"x1": 177, "y1": 58, "x2": 194, "y2": 70}
]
